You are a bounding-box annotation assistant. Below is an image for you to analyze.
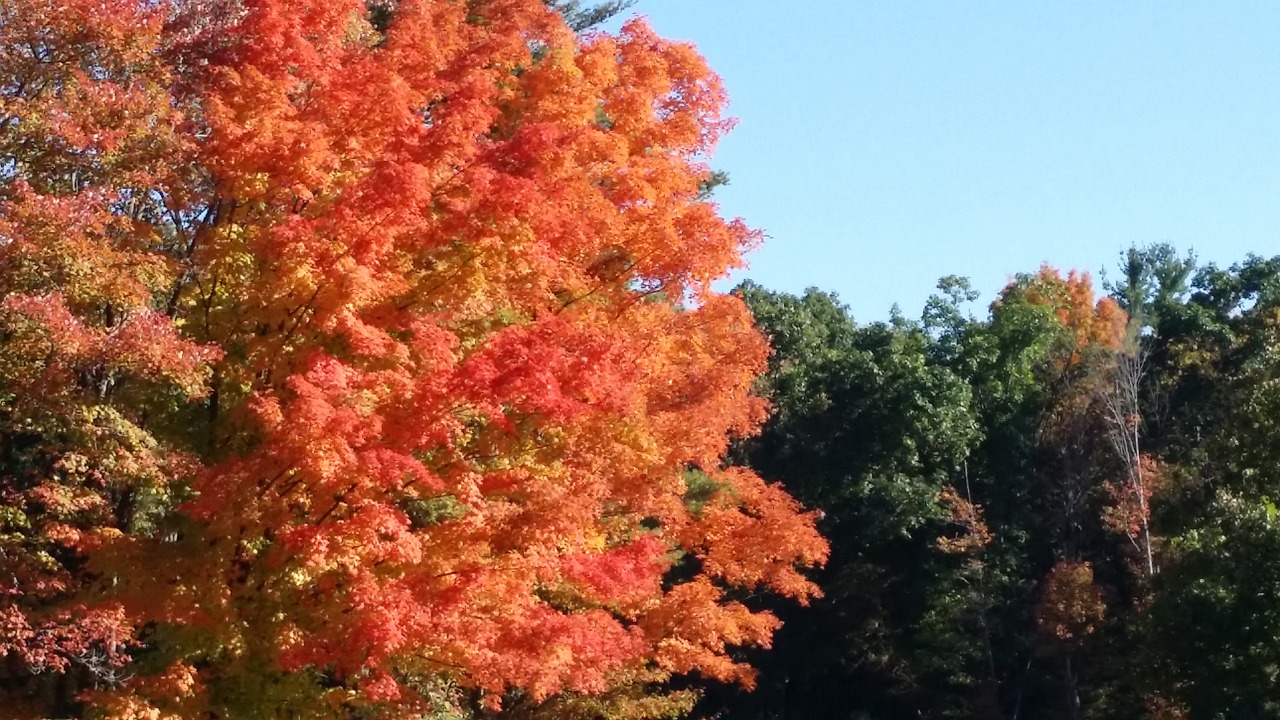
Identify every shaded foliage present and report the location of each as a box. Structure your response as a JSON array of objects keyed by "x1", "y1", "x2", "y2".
[{"x1": 696, "y1": 254, "x2": 1280, "y2": 720}]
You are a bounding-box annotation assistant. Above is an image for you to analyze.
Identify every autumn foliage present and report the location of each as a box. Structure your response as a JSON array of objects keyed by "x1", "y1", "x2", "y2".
[
  {"x1": 935, "y1": 485, "x2": 992, "y2": 557},
  {"x1": 1102, "y1": 454, "x2": 1163, "y2": 542},
  {"x1": 1035, "y1": 560, "x2": 1106, "y2": 645},
  {"x1": 1019, "y1": 266, "x2": 1127, "y2": 362},
  {"x1": 0, "y1": 1, "x2": 826, "y2": 717}
]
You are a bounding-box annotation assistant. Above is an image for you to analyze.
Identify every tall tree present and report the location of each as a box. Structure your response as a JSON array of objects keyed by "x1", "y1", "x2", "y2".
[
  {"x1": 1136, "y1": 253, "x2": 1280, "y2": 718},
  {"x1": 0, "y1": 2, "x2": 826, "y2": 717},
  {"x1": 707, "y1": 282, "x2": 987, "y2": 719}
]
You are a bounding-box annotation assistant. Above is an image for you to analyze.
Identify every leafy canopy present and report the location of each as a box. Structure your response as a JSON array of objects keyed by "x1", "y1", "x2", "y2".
[{"x1": 0, "y1": 1, "x2": 826, "y2": 717}]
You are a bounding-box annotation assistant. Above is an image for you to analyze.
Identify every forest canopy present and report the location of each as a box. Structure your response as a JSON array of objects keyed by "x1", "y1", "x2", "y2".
[{"x1": 711, "y1": 250, "x2": 1280, "y2": 720}]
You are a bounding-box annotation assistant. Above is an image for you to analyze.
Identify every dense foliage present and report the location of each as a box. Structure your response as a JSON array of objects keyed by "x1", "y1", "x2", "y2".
[
  {"x1": 0, "y1": 1, "x2": 827, "y2": 718},
  {"x1": 3, "y1": 0, "x2": 1279, "y2": 718},
  {"x1": 695, "y1": 250, "x2": 1280, "y2": 720}
]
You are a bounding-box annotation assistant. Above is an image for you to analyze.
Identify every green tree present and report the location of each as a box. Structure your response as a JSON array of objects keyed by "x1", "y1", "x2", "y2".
[
  {"x1": 705, "y1": 282, "x2": 987, "y2": 719},
  {"x1": 1136, "y1": 253, "x2": 1280, "y2": 718},
  {"x1": 711, "y1": 271, "x2": 1150, "y2": 720}
]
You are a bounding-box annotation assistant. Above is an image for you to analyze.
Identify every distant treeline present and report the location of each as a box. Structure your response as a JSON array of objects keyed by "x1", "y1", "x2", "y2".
[{"x1": 698, "y1": 246, "x2": 1280, "y2": 720}]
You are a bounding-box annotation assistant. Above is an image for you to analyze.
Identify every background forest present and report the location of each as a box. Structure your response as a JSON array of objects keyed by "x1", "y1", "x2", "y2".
[
  {"x1": 2, "y1": 0, "x2": 1279, "y2": 719},
  {"x1": 705, "y1": 248, "x2": 1280, "y2": 720}
]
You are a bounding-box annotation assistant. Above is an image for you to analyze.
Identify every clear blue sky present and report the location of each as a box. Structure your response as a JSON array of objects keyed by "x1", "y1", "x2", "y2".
[{"x1": 608, "y1": 2, "x2": 1280, "y2": 322}]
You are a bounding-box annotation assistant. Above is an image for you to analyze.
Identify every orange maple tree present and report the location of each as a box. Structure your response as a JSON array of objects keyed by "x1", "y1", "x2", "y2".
[
  {"x1": 1020, "y1": 266, "x2": 1126, "y2": 362},
  {"x1": 0, "y1": 1, "x2": 826, "y2": 717}
]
